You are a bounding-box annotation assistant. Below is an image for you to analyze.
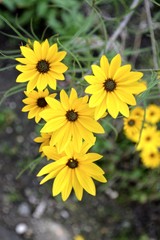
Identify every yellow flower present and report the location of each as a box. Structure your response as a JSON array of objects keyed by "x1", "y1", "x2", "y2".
[
  {"x1": 34, "y1": 132, "x2": 52, "y2": 156},
  {"x1": 37, "y1": 141, "x2": 107, "y2": 201},
  {"x1": 84, "y1": 54, "x2": 146, "y2": 119},
  {"x1": 16, "y1": 39, "x2": 68, "y2": 92},
  {"x1": 136, "y1": 126, "x2": 160, "y2": 152},
  {"x1": 145, "y1": 104, "x2": 160, "y2": 124},
  {"x1": 40, "y1": 88, "x2": 104, "y2": 153},
  {"x1": 123, "y1": 115, "x2": 143, "y2": 142},
  {"x1": 140, "y1": 149, "x2": 160, "y2": 169},
  {"x1": 74, "y1": 235, "x2": 85, "y2": 240},
  {"x1": 22, "y1": 89, "x2": 56, "y2": 123},
  {"x1": 130, "y1": 106, "x2": 144, "y2": 119}
]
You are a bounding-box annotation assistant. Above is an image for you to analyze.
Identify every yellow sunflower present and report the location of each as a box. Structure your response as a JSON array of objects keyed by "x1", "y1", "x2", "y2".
[
  {"x1": 123, "y1": 115, "x2": 143, "y2": 142},
  {"x1": 145, "y1": 104, "x2": 160, "y2": 124},
  {"x1": 16, "y1": 39, "x2": 68, "y2": 92},
  {"x1": 37, "y1": 141, "x2": 107, "y2": 201},
  {"x1": 136, "y1": 126, "x2": 160, "y2": 152},
  {"x1": 40, "y1": 88, "x2": 104, "y2": 153},
  {"x1": 22, "y1": 89, "x2": 56, "y2": 123},
  {"x1": 84, "y1": 54, "x2": 146, "y2": 119},
  {"x1": 140, "y1": 149, "x2": 160, "y2": 169}
]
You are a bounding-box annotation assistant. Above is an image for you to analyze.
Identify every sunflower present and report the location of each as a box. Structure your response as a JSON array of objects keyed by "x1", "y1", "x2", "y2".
[
  {"x1": 140, "y1": 149, "x2": 160, "y2": 169},
  {"x1": 16, "y1": 39, "x2": 68, "y2": 92},
  {"x1": 37, "y1": 141, "x2": 107, "y2": 201},
  {"x1": 22, "y1": 89, "x2": 56, "y2": 123},
  {"x1": 145, "y1": 104, "x2": 160, "y2": 124},
  {"x1": 84, "y1": 54, "x2": 147, "y2": 119},
  {"x1": 40, "y1": 88, "x2": 104, "y2": 153},
  {"x1": 123, "y1": 115, "x2": 143, "y2": 142},
  {"x1": 136, "y1": 126, "x2": 160, "y2": 152}
]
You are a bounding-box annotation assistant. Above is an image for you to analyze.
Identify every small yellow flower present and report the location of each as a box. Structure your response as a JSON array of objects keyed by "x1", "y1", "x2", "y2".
[
  {"x1": 123, "y1": 115, "x2": 143, "y2": 142},
  {"x1": 22, "y1": 89, "x2": 56, "y2": 123},
  {"x1": 37, "y1": 141, "x2": 107, "y2": 201},
  {"x1": 16, "y1": 39, "x2": 68, "y2": 92},
  {"x1": 74, "y1": 235, "x2": 85, "y2": 240},
  {"x1": 145, "y1": 104, "x2": 160, "y2": 124},
  {"x1": 40, "y1": 88, "x2": 104, "y2": 153},
  {"x1": 130, "y1": 106, "x2": 144, "y2": 119},
  {"x1": 140, "y1": 149, "x2": 160, "y2": 169},
  {"x1": 84, "y1": 54, "x2": 146, "y2": 119},
  {"x1": 34, "y1": 132, "x2": 52, "y2": 156},
  {"x1": 136, "y1": 126, "x2": 160, "y2": 152}
]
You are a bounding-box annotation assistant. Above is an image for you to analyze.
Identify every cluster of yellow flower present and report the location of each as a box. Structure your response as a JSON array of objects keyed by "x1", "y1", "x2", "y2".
[
  {"x1": 16, "y1": 39, "x2": 146, "y2": 201},
  {"x1": 123, "y1": 104, "x2": 160, "y2": 168}
]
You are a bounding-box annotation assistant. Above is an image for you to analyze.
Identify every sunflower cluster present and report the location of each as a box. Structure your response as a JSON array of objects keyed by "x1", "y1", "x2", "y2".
[
  {"x1": 123, "y1": 104, "x2": 160, "y2": 169},
  {"x1": 16, "y1": 39, "x2": 147, "y2": 200}
]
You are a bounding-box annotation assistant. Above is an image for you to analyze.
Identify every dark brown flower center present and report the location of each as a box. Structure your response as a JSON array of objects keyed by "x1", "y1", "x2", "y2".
[
  {"x1": 36, "y1": 60, "x2": 50, "y2": 73},
  {"x1": 37, "y1": 97, "x2": 47, "y2": 108},
  {"x1": 103, "y1": 79, "x2": 116, "y2": 92},
  {"x1": 145, "y1": 136, "x2": 151, "y2": 142},
  {"x1": 150, "y1": 111, "x2": 155, "y2": 116},
  {"x1": 128, "y1": 119, "x2": 135, "y2": 126},
  {"x1": 66, "y1": 110, "x2": 78, "y2": 121},
  {"x1": 150, "y1": 153, "x2": 155, "y2": 158},
  {"x1": 67, "y1": 158, "x2": 78, "y2": 169}
]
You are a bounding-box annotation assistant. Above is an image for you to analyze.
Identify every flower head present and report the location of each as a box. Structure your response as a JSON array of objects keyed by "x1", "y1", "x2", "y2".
[
  {"x1": 34, "y1": 132, "x2": 53, "y2": 156},
  {"x1": 22, "y1": 89, "x2": 56, "y2": 123},
  {"x1": 145, "y1": 104, "x2": 160, "y2": 124},
  {"x1": 16, "y1": 39, "x2": 68, "y2": 92},
  {"x1": 131, "y1": 106, "x2": 144, "y2": 119},
  {"x1": 84, "y1": 54, "x2": 146, "y2": 119},
  {"x1": 136, "y1": 126, "x2": 160, "y2": 152},
  {"x1": 140, "y1": 149, "x2": 160, "y2": 169},
  {"x1": 40, "y1": 88, "x2": 104, "y2": 153},
  {"x1": 123, "y1": 115, "x2": 143, "y2": 142},
  {"x1": 37, "y1": 141, "x2": 107, "y2": 201}
]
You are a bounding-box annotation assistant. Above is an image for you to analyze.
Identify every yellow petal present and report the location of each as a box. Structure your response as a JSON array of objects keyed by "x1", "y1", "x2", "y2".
[
  {"x1": 109, "y1": 54, "x2": 121, "y2": 78},
  {"x1": 92, "y1": 174, "x2": 107, "y2": 183},
  {"x1": 53, "y1": 166, "x2": 69, "y2": 196},
  {"x1": 114, "y1": 64, "x2": 131, "y2": 80},
  {"x1": 118, "y1": 101, "x2": 129, "y2": 117},
  {"x1": 37, "y1": 74, "x2": 48, "y2": 91},
  {"x1": 115, "y1": 88, "x2": 136, "y2": 105},
  {"x1": 50, "y1": 62, "x2": 68, "y2": 73},
  {"x1": 84, "y1": 75, "x2": 100, "y2": 84},
  {"x1": 61, "y1": 169, "x2": 72, "y2": 201},
  {"x1": 76, "y1": 169, "x2": 96, "y2": 196},
  {"x1": 33, "y1": 41, "x2": 42, "y2": 60},
  {"x1": 85, "y1": 83, "x2": 102, "y2": 94},
  {"x1": 91, "y1": 65, "x2": 106, "y2": 81},
  {"x1": 46, "y1": 43, "x2": 58, "y2": 61},
  {"x1": 41, "y1": 39, "x2": 49, "y2": 59},
  {"x1": 53, "y1": 51, "x2": 67, "y2": 62},
  {"x1": 20, "y1": 46, "x2": 37, "y2": 62},
  {"x1": 78, "y1": 116, "x2": 104, "y2": 133},
  {"x1": 41, "y1": 117, "x2": 67, "y2": 132},
  {"x1": 26, "y1": 79, "x2": 37, "y2": 92},
  {"x1": 106, "y1": 92, "x2": 119, "y2": 118},
  {"x1": 72, "y1": 171, "x2": 83, "y2": 200},
  {"x1": 100, "y1": 55, "x2": 109, "y2": 79},
  {"x1": 94, "y1": 97, "x2": 107, "y2": 120},
  {"x1": 88, "y1": 89, "x2": 106, "y2": 107}
]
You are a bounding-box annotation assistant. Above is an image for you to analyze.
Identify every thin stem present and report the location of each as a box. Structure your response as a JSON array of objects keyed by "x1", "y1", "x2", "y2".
[
  {"x1": 144, "y1": 0, "x2": 159, "y2": 69},
  {"x1": 105, "y1": 0, "x2": 141, "y2": 51}
]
